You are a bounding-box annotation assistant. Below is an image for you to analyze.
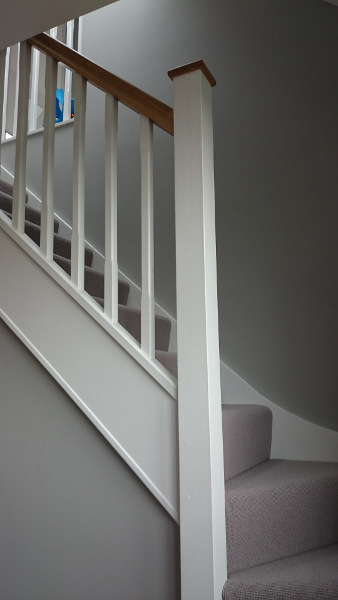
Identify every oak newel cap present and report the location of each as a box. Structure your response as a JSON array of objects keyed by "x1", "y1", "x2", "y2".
[{"x1": 168, "y1": 60, "x2": 216, "y2": 87}]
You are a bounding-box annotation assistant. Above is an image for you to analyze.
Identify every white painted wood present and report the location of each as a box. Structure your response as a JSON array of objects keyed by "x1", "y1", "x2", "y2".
[
  {"x1": 140, "y1": 115, "x2": 155, "y2": 358},
  {"x1": 0, "y1": 224, "x2": 179, "y2": 521},
  {"x1": 12, "y1": 41, "x2": 31, "y2": 233},
  {"x1": 1, "y1": 48, "x2": 9, "y2": 143},
  {"x1": 12, "y1": 45, "x2": 20, "y2": 138},
  {"x1": 40, "y1": 55, "x2": 57, "y2": 260},
  {"x1": 28, "y1": 47, "x2": 40, "y2": 132},
  {"x1": 171, "y1": 68, "x2": 227, "y2": 599},
  {"x1": 71, "y1": 72, "x2": 86, "y2": 290},
  {"x1": 63, "y1": 20, "x2": 74, "y2": 121},
  {"x1": 0, "y1": 49, "x2": 6, "y2": 157},
  {"x1": 104, "y1": 94, "x2": 118, "y2": 321}
]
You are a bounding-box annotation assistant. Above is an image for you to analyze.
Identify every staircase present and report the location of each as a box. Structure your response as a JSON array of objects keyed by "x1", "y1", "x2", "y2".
[
  {"x1": 0, "y1": 32, "x2": 338, "y2": 600},
  {"x1": 0, "y1": 178, "x2": 178, "y2": 377},
  {"x1": 1, "y1": 176, "x2": 337, "y2": 599}
]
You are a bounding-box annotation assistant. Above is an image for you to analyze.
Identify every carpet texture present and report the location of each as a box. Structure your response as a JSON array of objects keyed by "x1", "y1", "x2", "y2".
[
  {"x1": 225, "y1": 459, "x2": 338, "y2": 573},
  {"x1": 223, "y1": 543, "x2": 338, "y2": 600}
]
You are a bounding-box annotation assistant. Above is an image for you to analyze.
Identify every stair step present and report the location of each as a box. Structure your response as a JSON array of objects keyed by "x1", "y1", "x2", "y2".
[
  {"x1": 222, "y1": 404, "x2": 272, "y2": 481},
  {"x1": 225, "y1": 459, "x2": 338, "y2": 574},
  {"x1": 222, "y1": 543, "x2": 338, "y2": 600},
  {"x1": 93, "y1": 299, "x2": 172, "y2": 352},
  {"x1": 0, "y1": 177, "x2": 28, "y2": 203},
  {"x1": 53, "y1": 255, "x2": 130, "y2": 306},
  {"x1": 1, "y1": 199, "x2": 59, "y2": 233},
  {"x1": 23, "y1": 221, "x2": 93, "y2": 267},
  {"x1": 118, "y1": 305, "x2": 171, "y2": 352},
  {"x1": 155, "y1": 350, "x2": 177, "y2": 378}
]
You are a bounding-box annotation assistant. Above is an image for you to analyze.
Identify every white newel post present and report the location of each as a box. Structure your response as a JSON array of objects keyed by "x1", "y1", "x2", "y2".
[{"x1": 169, "y1": 62, "x2": 227, "y2": 600}]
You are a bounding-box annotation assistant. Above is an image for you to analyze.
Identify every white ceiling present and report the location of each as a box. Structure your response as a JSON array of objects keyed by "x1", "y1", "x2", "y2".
[{"x1": 0, "y1": 0, "x2": 118, "y2": 51}]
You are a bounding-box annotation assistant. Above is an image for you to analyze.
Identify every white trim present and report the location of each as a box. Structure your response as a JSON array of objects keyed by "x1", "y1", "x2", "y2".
[
  {"x1": 0, "y1": 307, "x2": 179, "y2": 523},
  {"x1": 0, "y1": 212, "x2": 177, "y2": 398},
  {"x1": 0, "y1": 225, "x2": 179, "y2": 523}
]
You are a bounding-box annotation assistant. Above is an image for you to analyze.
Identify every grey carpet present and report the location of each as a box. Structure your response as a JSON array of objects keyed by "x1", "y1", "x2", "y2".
[
  {"x1": 225, "y1": 459, "x2": 338, "y2": 573},
  {"x1": 0, "y1": 178, "x2": 28, "y2": 202},
  {"x1": 0, "y1": 191, "x2": 59, "y2": 232},
  {"x1": 222, "y1": 543, "x2": 338, "y2": 600},
  {"x1": 222, "y1": 404, "x2": 272, "y2": 481},
  {"x1": 0, "y1": 178, "x2": 174, "y2": 362}
]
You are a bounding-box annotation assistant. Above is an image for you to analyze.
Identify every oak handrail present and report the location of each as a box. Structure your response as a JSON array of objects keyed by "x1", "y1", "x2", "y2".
[{"x1": 28, "y1": 33, "x2": 174, "y2": 135}]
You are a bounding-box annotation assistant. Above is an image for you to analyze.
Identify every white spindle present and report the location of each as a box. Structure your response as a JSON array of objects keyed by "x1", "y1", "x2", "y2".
[
  {"x1": 169, "y1": 63, "x2": 227, "y2": 600},
  {"x1": 104, "y1": 94, "x2": 118, "y2": 321},
  {"x1": 28, "y1": 47, "x2": 40, "y2": 132},
  {"x1": 12, "y1": 44, "x2": 20, "y2": 138},
  {"x1": 40, "y1": 55, "x2": 57, "y2": 259},
  {"x1": 63, "y1": 20, "x2": 74, "y2": 121},
  {"x1": 0, "y1": 49, "x2": 6, "y2": 164},
  {"x1": 1, "y1": 48, "x2": 9, "y2": 143},
  {"x1": 13, "y1": 41, "x2": 31, "y2": 233},
  {"x1": 71, "y1": 72, "x2": 86, "y2": 290},
  {"x1": 140, "y1": 115, "x2": 155, "y2": 358}
]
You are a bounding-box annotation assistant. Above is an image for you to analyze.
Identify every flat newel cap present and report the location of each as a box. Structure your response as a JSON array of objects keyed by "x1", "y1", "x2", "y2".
[{"x1": 168, "y1": 60, "x2": 216, "y2": 87}]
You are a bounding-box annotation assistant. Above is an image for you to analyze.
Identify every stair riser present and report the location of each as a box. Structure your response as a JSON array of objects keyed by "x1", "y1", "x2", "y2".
[{"x1": 225, "y1": 460, "x2": 338, "y2": 573}]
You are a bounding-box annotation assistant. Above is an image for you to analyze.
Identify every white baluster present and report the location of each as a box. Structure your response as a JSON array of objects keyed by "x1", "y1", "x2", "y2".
[
  {"x1": 28, "y1": 47, "x2": 40, "y2": 132},
  {"x1": 40, "y1": 55, "x2": 57, "y2": 260},
  {"x1": 71, "y1": 72, "x2": 86, "y2": 290},
  {"x1": 0, "y1": 49, "x2": 6, "y2": 163},
  {"x1": 12, "y1": 44, "x2": 20, "y2": 138},
  {"x1": 104, "y1": 94, "x2": 118, "y2": 321},
  {"x1": 63, "y1": 20, "x2": 74, "y2": 122},
  {"x1": 140, "y1": 115, "x2": 155, "y2": 358},
  {"x1": 1, "y1": 48, "x2": 9, "y2": 144},
  {"x1": 169, "y1": 62, "x2": 227, "y2": 600},
  {"x1": 13, "y1": 41, "x2": 31, "y2": 233}
]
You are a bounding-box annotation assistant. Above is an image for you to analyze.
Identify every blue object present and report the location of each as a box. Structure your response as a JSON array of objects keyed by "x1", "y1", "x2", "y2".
[{"x1": 55, "y1": 88, "x2": 64, "y2": 123}]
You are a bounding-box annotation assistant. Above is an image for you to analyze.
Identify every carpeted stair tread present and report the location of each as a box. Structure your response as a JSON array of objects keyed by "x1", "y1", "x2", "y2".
[
  {"x1": 222, "y1": 543, "x2": 338, "y2": 600},
  {"x1": 90, "y1": 299, "x2": 172, "y2": 352},
  {"x1": 222, "y1": 404, "x2": 272, "y2": 481},
  {"x1": 0, "y1": 177, "x2": 28, "y2": 202},
  {"x1": 92, "y1": 300, "x2": 172, "y2": 352},
  {"x1": 1, "y1": 198, "x2": 59, "y2": 232},
  {"x1": 53, "y1": 254, "x2": 130, "y2": 306},
  {"x1": 225, "y1": 459, "x2": 338, "y2": 574},
  {"x1": 22, "y1": 220, "x2": 93, "y2": 266},
  {"x1": 155, "y1": 350, "x2": 177, "y2": 378},
  {"x1": 118, "y1": 305, "x2": 171, "y2": 352}
]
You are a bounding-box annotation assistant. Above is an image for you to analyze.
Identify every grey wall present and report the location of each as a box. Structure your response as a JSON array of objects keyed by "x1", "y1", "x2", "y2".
[
  {"x1": 79, "y1": 0, "x2": 338, "y2": 431},
  {"x1": 0, "y1": 0, "x2": 118, "y2": 50},
  {"x1": 0, "y1": 319, "x2": 180, "y2": 600}
]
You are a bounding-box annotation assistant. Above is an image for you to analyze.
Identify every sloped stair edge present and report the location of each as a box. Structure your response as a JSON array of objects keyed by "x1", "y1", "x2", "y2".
[
  {"x1": 0, "y1": 164, "x2": 178, "y2": 351},
  {"x1": 0, "y1": 226, "x2": 179, "y2": 522},
  {"x1": 0, "y1": 215, "x2": 176, "y2": 396}
]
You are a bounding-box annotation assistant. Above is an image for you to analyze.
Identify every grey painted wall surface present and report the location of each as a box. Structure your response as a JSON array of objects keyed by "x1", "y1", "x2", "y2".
[
  {"x1": 0, "y1": 319, "x2": 180, "y2": 600},
  {"x1": 79, "y1": 0, "x2": 338, "y2": 431},
  {"x1": 0, "y1": 0, "x2": 117, "y2": 50}
]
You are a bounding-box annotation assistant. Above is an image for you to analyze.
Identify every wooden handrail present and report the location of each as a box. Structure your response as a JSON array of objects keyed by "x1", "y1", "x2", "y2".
[{"x1": 28, "y1": 33, "x2": 174, "y2": 136}]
